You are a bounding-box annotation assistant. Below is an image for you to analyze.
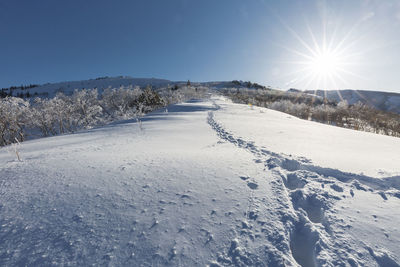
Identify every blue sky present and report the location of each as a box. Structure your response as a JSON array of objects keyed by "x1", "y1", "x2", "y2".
[{"x1": 1, "y1": 0, "x2": 400, "y2": 92}]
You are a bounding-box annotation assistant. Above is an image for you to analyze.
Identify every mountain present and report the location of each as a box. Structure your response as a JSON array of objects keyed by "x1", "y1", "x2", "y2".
[
  {"x1": 3, "y1": 76, "x2": 400, "y2": 115},
  {"x1": 304, "y1": 89, "x2": 400, "y2": 114},
  {"x1": 2, "y1": 76, "x2": 175, "y2": 98},
  {"x1": 1, "y1": 77, "x2": 271, "y2": 99},
  {"x1": 1, "y1": 96, "x2": 399, "y2": 266}
]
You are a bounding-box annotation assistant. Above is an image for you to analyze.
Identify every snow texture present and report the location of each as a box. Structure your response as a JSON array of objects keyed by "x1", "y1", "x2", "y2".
[{"x1": 0, "y1": 96, "x2": 399, "y2": 266}]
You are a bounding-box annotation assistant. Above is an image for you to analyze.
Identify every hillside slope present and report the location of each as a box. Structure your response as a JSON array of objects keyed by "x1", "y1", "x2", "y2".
[
  {"x1": 305, "y1": 89, "x2": 400, "y2": 114},
  {"x1": 0, "y1": 96, "x2": 399, "y2": 266},
  {"x1": 1, "y1": 77, "x2": 266, "y2": 99},
  {"x1": 3, "y1": 77, "x2": 174, "y2": 98}
]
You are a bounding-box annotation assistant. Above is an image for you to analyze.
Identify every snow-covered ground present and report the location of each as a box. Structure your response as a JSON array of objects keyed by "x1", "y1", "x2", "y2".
[
  {"x1": 0, "y1": 96, "x2": 399, "y2": 266},
  {"x1": 214, "y1": 99, "x2": 400, "y2": 178}
]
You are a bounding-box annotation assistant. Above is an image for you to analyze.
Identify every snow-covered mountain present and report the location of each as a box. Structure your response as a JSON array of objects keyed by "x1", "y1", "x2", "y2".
[
  {"x1": 1, "y1": 77, "x2": 267, "y2": 99},
  {"x1": 304, "y1": 89, "x2": 400, "y2": 114},
  {"x1": 2, "y1": 76, "x2": 175, "y2": 98},
  {"x1": 3, "y1": 76, "x2": 400, "y2": 116},
  {"x1": 1, "y1": 96, "x2": 399, "y2": 266}
]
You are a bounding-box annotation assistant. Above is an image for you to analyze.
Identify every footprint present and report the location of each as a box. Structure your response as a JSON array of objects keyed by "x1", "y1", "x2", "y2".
[
  {"x1": 290, "y1": 219, "x2": 319, "y2": 267},
  {"x1": 248, "y1": 211, "x2": 258, "y2": 220},
  {"x1": 330, "y1": 184, "x2": 344, "y2": 192},
  {"x1": 72, "y1": 214, "x2": 83, "y2": 223},
  {"x1": 284, "y1": 172, "x2": 307, "y2": 190},
  {"x1": 240, "y1": 176, "x2": 249, "y2": 181},
  {"x1": 291, "y1": 191, "x2": 325, "y2": 224},
  {"x1": 247, "y1": 182, "x2": 258, "y2": 190}
]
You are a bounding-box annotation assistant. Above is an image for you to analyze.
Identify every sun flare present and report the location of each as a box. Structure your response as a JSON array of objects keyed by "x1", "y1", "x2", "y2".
[
  {"x1": 280, "y1": 19, "x2": 365, "y2": 91},
  {"x1": 309, "y1": 50, "x2": 341, "y2": 77},
  {"x1": 286, "y1": 39, "x2": 353, "y2": 91}
]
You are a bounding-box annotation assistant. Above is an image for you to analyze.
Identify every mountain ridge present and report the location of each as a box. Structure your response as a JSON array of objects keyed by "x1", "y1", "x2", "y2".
[
  {"x1": 304, "y1": 89, "x2": 400, "y2": 114},
  {"x1": 2, "y1": 76, "x2": 400, "y2": 114}
]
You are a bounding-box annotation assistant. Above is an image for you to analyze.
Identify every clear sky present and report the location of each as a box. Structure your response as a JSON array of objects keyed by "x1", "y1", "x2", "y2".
[{"x1": 1, "y1": 0, "x2": 400, "y2": 92}]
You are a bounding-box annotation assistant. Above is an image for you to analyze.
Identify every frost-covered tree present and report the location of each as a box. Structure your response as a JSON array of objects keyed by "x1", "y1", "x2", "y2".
[
  {"x1": 31, "y1": 97, "x2": 57, "y2": 136},
  {"x1": 101, "y1": 86, "x2": 143, "y2": 118},
  {"x1": 137, "y1": 87, "x2": 164, "y2": 113},
  {"x1": 71, "y1": 89, "x2": 103, "y2": 127},
  {"x1": 54, "y1": 93, "x2": 78, "y2": 133},
  {"x1": 0, "y1": 85, "x2": 212, "y2": 147},
  {"x1": 0, "y1": 97, "x2": 30, "y2": 145}
]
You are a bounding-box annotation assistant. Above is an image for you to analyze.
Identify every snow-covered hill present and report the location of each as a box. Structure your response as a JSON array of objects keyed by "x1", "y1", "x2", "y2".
[
  {"x1": 1, "y1": 77, "x2": 266, "y2": 99},
  {"x1": 0, "y1": 96, "x2": 399, "y2": 266},
  {"x1": 304, "y1": 89, "x2": 400, "y2": 114},
  {"x1": 3, "y1": 77, "x2": 175, "y2": 98}
]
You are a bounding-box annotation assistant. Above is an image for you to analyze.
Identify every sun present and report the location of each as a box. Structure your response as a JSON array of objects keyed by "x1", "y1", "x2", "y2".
[
  {"x1": 286, "y1": 40, "x2": 352, "y2": 91},
  {"x1": 309, "y1": 50, "x2": 341, "y2": 77},
  {"x1": 278, "y1": 17, "x2": 365, "y2": 91}
]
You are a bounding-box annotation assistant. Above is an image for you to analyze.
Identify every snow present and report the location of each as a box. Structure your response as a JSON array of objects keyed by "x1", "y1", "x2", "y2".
[
  {"x1": 305, "y1": 89, "x2": 400, "y2": 114},
  {"x1": 2, "y1": 76, "x2": 241, "y2": 99},
  {"x1": 3, "y1": 76, "x2": 263, "y2": 100},
  {"x1": 213, "y1": 97, "x2": 400, "y2": 178},
  {"x1": 0, "y1": 96, "x2": 399, "y2": 266},
  {"x1": 4, "y1": 77, "x2": 174, "y2": 98}
]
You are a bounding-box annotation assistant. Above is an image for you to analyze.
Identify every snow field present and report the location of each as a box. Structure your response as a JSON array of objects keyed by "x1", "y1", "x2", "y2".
[
  {"x1": 210, "y1": 96, "x2": 400, "y2": 266},
  {"x1": 0, "y1": 97, "x2": 399, "y2": 266}
]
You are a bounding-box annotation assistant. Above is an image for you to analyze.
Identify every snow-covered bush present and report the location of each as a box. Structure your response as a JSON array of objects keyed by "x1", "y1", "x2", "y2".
[
  {"x1": 268, "y1": 100, "x2": 291, "y2": 113},
  {"x1": 71, "y1": 89, "x2": 103, "y2": 127},
  {"x1": 0, "y1": 97, "x2": 30, "y2": 145},
  {"x1": 267, "y1": 100, "x2": 310, "y2": 120},
  {"x1": 52, "y1": 93, "x2": 79, "y2": 133},
  {"x1": 137, "y1": 87, "x2": 165, "y2": 113},
  {"x1": 31, "y1": 98, "x2": 57, "y2": 137},
  {"x1": 159, "y1": 86, "x2": 208, "y2": 105},
  {"x1": 0, "y1": 84, "x2": 210, "y2": 147},
  {"x1": 312, "y1": 105, "x2": 336, "y2": 124},
  {"x1": 31, "y1": 93, "x2": 80, "y2": 135},
  {"x1": 101, "y1": 86, "x2": 143, "y2": 118}
]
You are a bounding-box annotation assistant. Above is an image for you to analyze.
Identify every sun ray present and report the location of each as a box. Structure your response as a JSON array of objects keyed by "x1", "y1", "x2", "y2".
[
  {"x1": 327, "y1": 73, "x2": 345, "y2": 102},
  {"x1": 327, "y1": 21, "x2": 340, "y2": 52},
  {"x1": 275, "y1": 3, "x2": 374, "y2": 92},
  {"x1": 331, "y1": 71, "x2": 350, "y2": 87},
  {"x1": 335, "y1": 67, "x2": 366, "y2": 81},
  {"x1": 304, "y1": 72, "x2": 319, "y2": 89},
  {"x1": 352, "y1": 90, "x2": 374, "y2": 107},
  {"x1": 276, "y1": 16, "x2": 319, "y2": 58},
  {"x1": 307, "y1": 24, "x2": 322, "y2": 55},
  {"x1": 277, "y1": 44, "x2": 316, "y2": 61}
]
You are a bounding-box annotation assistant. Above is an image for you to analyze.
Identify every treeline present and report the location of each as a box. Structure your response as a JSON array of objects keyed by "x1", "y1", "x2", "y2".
[
  {"x1": 0, "y1": 85, "x2": 207, "y2": 146},
  {"x1": 0, "y1": 84, "x2": 39, "y2": 98},
  {"x1": 231, "y1": 80, "x2": 267, "y2": 89},
  {"x1": 7, "y1": 84, "x2": 38, "y2": 91},
  {"x1": 0, "y1": 90, "x2": 38, "y2": 98},
  {"x1": 222, "y1": 88, "x2": 400, "y2": 138}
]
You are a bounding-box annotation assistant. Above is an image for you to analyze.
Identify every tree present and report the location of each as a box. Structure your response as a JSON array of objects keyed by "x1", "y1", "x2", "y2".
[
  {"x1": 232, "y1": 80, "x2": 241, "y2": 86},
  {"x1": 71, "y1": 89, "x2": 103, "y2": 127},
  {"x1": 101, "y1": 86, "x2": 143, "y2": 117},
  {"x1": 137, "y1": 87, "x2": 164, "y2": 113},
  {"x1": 0, "y1": 97, "x2": 30, "y2": 145},
  {"x1": 31, "y1": 97, "x2": 57, "y2": 136}
]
